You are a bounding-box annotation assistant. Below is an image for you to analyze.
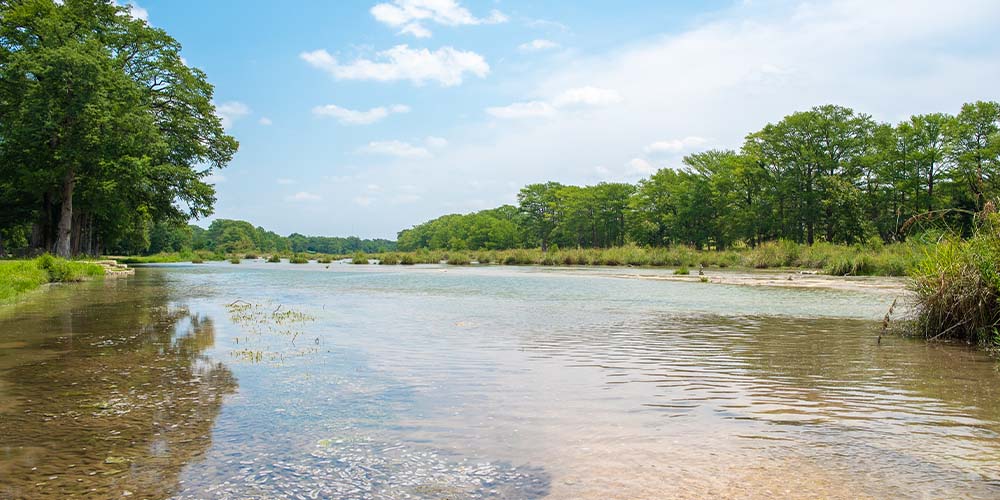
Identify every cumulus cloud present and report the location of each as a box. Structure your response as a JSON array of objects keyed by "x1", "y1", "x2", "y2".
[
  {"x1": 486, "y1": 101, "x2": 556, "y2": 119},
  {"x1": 425, "y1": 136, "x2": 448, "y2": 148},
  {"x1": 626, "y1": 158, "x2": 657, "y2": 175},
  {"x1": 312, "y1": 103, "x2": 411, "y2": 125},
  {"x1": 644, "y1": 136, "x2": 708, "y2": 154},
  {"x1": 258, "y1": 117, "x2": 273, "y2": 126},
  {"x1": 215, "y1": 101, "x2": 250, "y2": 128},
  {"x1": 518, "y1": 39, "x2": 560, "y2": 52},
  {"x1": 552, "y1": 86, "x2": 624, "y2": 107},
  {"x1": 203, "y1": 172, "x2": 226, "y2": 184},
  {"x1": 300, "y1": 45, "x2": 489, "y2": 86},
  {"x1": 362, "y1": 140, "x2": 432, "y2": 159},
  {"x1": 486, "y1": 86, "x2": 622, "y2": 119},
  {"x1": 286, "y1": 192, "x2": 322, "y2": 202},
  {"x1": 371, "y1": 0, "x2": 507, "y2": 38}
]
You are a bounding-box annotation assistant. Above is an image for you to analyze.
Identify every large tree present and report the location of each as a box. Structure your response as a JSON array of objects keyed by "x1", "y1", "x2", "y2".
[{"x1": 0, "y1": 0, "x2": 237, "y2": 256}]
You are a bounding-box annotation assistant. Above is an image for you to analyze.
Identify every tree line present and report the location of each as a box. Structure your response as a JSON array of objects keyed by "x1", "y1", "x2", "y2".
[
  {"x1": 141, "y1": 219, "x2": 396, "y2": 256},
  {"x1": 398, "y1": 101, "x2": 1000, "y2": 252},
  {"x1": 0, "y1": 0, "x2": 237, "y2": 257}
]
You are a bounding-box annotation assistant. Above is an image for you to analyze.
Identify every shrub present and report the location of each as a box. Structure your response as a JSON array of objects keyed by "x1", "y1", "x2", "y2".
[
  {"x1": 911, "y1": 220, "x2": 1000, "y2": 345},
  {"x1": 229, "y1": 257, "x2": 241, "y2": 264},
  {"x1": 674, "y1": 265, "x2": 690, "y2": 275},
  {"x1": 244, "y1": 253, "x2": 258, "y2": 259},
  {"x1": 267, "y1": 255, "x2": 281, "y2": 263},
  {"x1": 351, "y1": 252, "x2": 369, "y2": 264},
  {"x1": 289, "y1": 255, "x2": 309, "y2": 264},
  {"x1": 379, "y1": 253, "x2": 399, "y2": 265},
  {"x1": 191, "y1": 257, "x2": 204, "y2": 264},
  {"x1": 399, "y1": 254, "x2": 416, "y2": 265},
  {"x1": 447, "y1": 253, "x2": 471, "y2": 265}
]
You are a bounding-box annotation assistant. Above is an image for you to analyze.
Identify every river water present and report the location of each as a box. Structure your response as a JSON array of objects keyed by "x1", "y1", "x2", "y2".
[{"x1": 1, "y1": 261, "x2": 999, "y2": 499}]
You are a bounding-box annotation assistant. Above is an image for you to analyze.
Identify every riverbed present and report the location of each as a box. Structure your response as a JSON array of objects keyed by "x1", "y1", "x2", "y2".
[{"x1": 1, "y1": 261, "x2": 998, "y2": 499}]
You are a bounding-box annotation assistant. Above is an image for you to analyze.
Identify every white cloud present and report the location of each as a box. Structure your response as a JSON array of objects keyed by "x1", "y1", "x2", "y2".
[
  {"x1": 312, "y1": 104, "x2": 411, "y2": 125},
  {"x1": 258, "y1": 117, "x2": 273, "y2": 126},
  {"x1": 627, "y1": 158, "x2": 656, "y2": 175},
  {"x1": 276, "y1": 178, "x2": 295, "y2": 185},
  {"x1": 126, "y1": 1, "x2": 148, "y2": 21},
  {"x1": 362, "y1": 140, "x2": 432, "y2": 159},
  {"x1": 353, "y1": 195, "x2": 375, "y2": 207},
  {"x1": 425, "y1": 136, "x2": 448, "y2": 148},
  {"x1": 486, "y1": 86, "x2": 621, "y2": 120},
  {"x1": 204, "y1": 172, "x2": 226, "y2": 184},
  {"x1": 371, "y1": 0, "x2": 507, "y2": 38},
  {"x1": 644, "y1": 136, "x2": 708, "y2": 154},
  {"x1": 215, "y1": 101, "x2": 250, "y2": 128},
  {"x1": 287, "y1": 192, "x2": 322, "y2": 202},
  {"x1": 300, "y1": 45, "x2": 489, "y2": 86},
  {"x1": 552, "y1": 86, "x2": 623, "y2": 107},
  {"x1": 486, "y1": 101, "x2": 556, "y2": 119},
  {"x1": 519, "y1": 39, "x2": 560, "y2": 52}
]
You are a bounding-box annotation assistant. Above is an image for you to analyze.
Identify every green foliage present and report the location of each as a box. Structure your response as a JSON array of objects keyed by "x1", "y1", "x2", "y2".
[
  {"x1": 351, "y1": 252, "x2": 368, "y2": 265},
  {"x1": 379, "y1": 253, "x2": 400, "y2": 265},
  {"x1": 0, "y1": 1, "x2": 237, "y2": 257},
  {"x1": 266, "y1": 255, "x2": 281, "y2": 263},
  {"x1": 911, "y1": 212, "x2": 1000, "y2": 344},
  {"x1": 289, "y1": 255, "x2": 308, "y2": 264},
  {"x1": 675, "y1": 265, "x2": 690, "y2": 275},
  {"x1": 399, "y1": 254, "x2": 416, "y2": 265},
  {"x1": 446, "y1": 253, "x2": 471, "y2": 265},
  {"x1": 0, "y1": 256, "x2": 103, "y2": 303},
  {"x1": 229, "y1": 257, "x2": 241, "y2": 264}
]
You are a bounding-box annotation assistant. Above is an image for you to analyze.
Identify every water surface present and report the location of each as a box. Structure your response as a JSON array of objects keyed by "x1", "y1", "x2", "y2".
[{"x1": 2, "y1": 262, "x2": 999, "y2": 499}]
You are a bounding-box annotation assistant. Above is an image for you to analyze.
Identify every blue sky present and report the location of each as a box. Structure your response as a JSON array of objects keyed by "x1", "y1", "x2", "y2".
[{"x1": 133, "y1": 0, "x2": 1000, "y2": 239}]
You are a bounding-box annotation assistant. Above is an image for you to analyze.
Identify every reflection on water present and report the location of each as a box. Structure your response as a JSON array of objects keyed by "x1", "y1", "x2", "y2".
[
  {"x1": 2, "y1": 262, "x2": 1000, "y2": 499},
  {"x1": 0, "y1": 275, "x2": 235, "y2": 498}
]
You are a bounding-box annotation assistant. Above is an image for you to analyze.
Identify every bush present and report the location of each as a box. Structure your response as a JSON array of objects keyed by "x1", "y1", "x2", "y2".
[
  {"x1": 267, "y1": 255, "x2": 281, "y2": 263},
  {"x1": 399, "y1": 254, "x2": 415, "y2": 265},
  {"x1": 289, "y1": 255, "x2": 309, "y2": 264},
  {"x1": 191, "y1": 257, "x2": 204, "y2": 264},
  {"x1": 911, "y1": 219, "x2": 1000, "y2": 345},
  {"x1": 674, "y1": 265, "x2": 690, "y2": 275},
  {"x1": 34, "y1": 254, "x2": 103, "y2": 282},
  {"x1": 244, "y1": 253, "x2": 258, "y2": 259},
  {"x1": 351, "y1": 252, "x2": 369, "y2": 264},
  {"x1": 229, "y1": 257, "x2": 241, "y2": 264},
  {"x1": 379, "y1": 253, "x2": 399, "y2": 265},
  {"x1": 447, "y1": 253, "x2": 471, "y2": 265}
]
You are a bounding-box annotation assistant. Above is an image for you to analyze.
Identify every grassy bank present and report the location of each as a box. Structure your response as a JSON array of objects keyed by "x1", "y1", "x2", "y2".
[
  {"x1": 116, "y1": 240, "x2": 927, "y2": 276},
  {"x1": 370, "y1": 240, "x2": 927, "y2": 276},
  {"x1": 910, "y1": 214, "x2": 1000, "y2": 347},
  {"x1": 0, "y1": 256, "x2": 104, "y2": 304}
]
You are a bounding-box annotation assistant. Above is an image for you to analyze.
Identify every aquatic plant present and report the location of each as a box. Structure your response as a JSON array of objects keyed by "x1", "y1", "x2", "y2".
[
  {"x1": 379, "y1": 253, "x2": 400, "y2": 265},
  {"x1": 267, "y1": 255, "x2": 281, "y2": 263},
  {"x1": 399, "y1": 254, "x2": 415, "y2": 265},
  {"x1": 289, "y1": 255, "x2": 309, "y2": 264},
  {"x1": 229, "y1": 257, "x2": 241, "y2": 264},
  {"x1": 674, "y1": 265, "x2": 690, "y2": 275},
  {"x1": 351, "y1": 252, "x2": 369, "y2": 264}
]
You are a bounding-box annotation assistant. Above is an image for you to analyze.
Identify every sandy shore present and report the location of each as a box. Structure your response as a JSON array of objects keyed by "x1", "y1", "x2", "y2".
[{"x1": 611, "y1": 269, "x2": 909, "y2": 295}]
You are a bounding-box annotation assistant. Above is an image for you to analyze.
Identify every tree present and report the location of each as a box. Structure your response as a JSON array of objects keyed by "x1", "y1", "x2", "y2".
[{"x1": 0, "y1": 0, "x2": 236, "y2": 256}]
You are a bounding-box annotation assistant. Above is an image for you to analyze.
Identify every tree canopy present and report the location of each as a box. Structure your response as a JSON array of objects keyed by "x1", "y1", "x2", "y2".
[
  {"x1": 398, "y1": 101, "x2": 1000, "y2": 252},
  {"x1": 0, "y1": 0, "x2": 237, "y2": 256}
]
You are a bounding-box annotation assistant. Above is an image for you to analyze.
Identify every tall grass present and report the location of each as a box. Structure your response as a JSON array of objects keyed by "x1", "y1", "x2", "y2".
[
  {"x1": 351, "y1": 252, "x2": 369, "y2": 265},
  {"x1": 0, "y1": 255, "x2": 104, "y2": 303},
  {"x1": 911, "y1": 212, "x2": 1000, "y2": 345},
  {"x1": 374, "y1": 240, "x2": 924, "y2": 276}
]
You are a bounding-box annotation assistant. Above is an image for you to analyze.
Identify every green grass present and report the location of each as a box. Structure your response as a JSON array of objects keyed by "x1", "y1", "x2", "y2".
[
  {"x1": 351, "y1": 252, "x2": 369, "y2": 265},
  {"x1": 266, "y1": 255, "x2": 281, "y2": 263},
  {"x1": 910, "y1": 216, "x2": 1000, "y2": 346},
  {"x1": 289, "y1": 255, "x2": 309, "y2": 264},
  {"x1": 377, "y1": 240, "x2": 926, "y2": 276},
  {"x1": 114, "y1": 249, "x2": 222, "y2": 264},
  {"x1": 0, "y1": 256, "x2": 104, "y2": 304}
]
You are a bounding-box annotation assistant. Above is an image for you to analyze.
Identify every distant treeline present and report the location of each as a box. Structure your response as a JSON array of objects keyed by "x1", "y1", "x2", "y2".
[
  {"x1": 398, "y1": 102, "x2": 1000, "y2": 252},
  {"x1": 139, "y1": 219, "x2": 396, "y2": 256}
]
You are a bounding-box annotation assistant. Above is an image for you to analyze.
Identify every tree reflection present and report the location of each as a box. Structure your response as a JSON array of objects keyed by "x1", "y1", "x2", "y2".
[{"x1": 0, "y1": 281, "x2": 235, "y2": 499}]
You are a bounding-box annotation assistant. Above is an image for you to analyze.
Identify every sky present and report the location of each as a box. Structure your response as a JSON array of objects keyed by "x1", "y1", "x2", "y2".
[{"x1": 133, "y1": 0, "x2": 1000, "y2": 239}]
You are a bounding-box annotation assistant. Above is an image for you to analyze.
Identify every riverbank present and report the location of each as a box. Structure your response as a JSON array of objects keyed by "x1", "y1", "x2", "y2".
[
  {"x1": 0, "y1": 256, "x2": 106, "y2": 304},
  {"x1": 118, "y1": 240, "x2": 929, "y2": 277}
]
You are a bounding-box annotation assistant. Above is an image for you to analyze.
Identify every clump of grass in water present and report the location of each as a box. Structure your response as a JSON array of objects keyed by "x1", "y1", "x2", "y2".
[
  {"x1": 674, "y1": 265, "x2": 690, "y2": 275},
  {"x1": 351, "y1": 252, "x2": 369, "y2": 264},
  {"x1": 447, "y1": 253, "x2": 471, "y2": 265},
  {"x1": 289, "y1": 255, "x2": 309, "y2": 264},
  {"x1": 379, "y1": 253, "x2": 399, "y2": 265},
  {"x1": 911, "y1": 205, "x2": 1000, "y2": 346},
  {"x1": 267, "y1": 255, "x2": 281, "y2": 263},
  {"x1": 316, "y1": 256, "x2": 332, "y2": 264},
  {"x1": 229, "y1": 257, "x2": 241, "y2": 264},
  {"x1": 399, "y1": 254, "x2": 415, "y2": 265}
]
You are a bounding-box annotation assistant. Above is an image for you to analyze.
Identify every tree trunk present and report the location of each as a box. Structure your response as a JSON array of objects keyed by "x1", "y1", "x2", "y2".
[{"x1": 55, "y1": 167, "x2": 75, "y2": 258}]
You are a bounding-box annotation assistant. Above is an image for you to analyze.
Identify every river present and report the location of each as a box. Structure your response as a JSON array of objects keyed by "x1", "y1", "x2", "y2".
[{"x1": 1, "y1": 261, "x2": 999, "y2": 499}]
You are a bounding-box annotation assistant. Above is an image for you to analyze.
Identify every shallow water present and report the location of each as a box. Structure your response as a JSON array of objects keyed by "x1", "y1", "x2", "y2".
[{"x1": 1, "y1": 262, "x2": 999, "y2": 499}]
